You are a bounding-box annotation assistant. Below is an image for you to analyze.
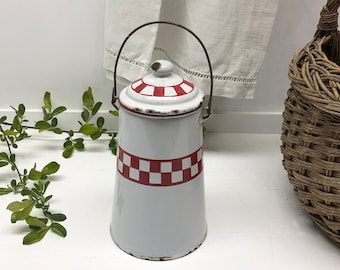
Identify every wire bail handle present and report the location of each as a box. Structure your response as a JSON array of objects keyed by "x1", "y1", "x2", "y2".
[{"x1": 111, "y1": 21, "x2": 213, "y2": 121}]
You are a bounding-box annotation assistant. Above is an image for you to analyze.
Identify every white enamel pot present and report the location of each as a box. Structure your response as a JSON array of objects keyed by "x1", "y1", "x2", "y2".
[{"x1": 110, "y1": 21, "x2": 213, "y2": 261}]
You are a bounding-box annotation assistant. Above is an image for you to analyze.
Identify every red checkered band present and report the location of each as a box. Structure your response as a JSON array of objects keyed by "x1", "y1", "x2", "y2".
[
  {"x1": 131, "y1": 78, "x2": 194, "y2": 97},
  {"x1": 117, "y1": 146, "x2": 203, "y2": 186}
]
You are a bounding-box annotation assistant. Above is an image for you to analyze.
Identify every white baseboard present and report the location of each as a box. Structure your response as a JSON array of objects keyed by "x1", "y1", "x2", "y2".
[
  {"x1": 0, "y1": 109, "x2": 282, "y2": 134},
  {"x1": 204, "y1": 111, "x2": 283, "y2": 134}
]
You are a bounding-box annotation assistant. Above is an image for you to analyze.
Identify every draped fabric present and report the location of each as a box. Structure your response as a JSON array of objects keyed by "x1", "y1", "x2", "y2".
[{"x1": 104, "y1": 0, "x2": 279, "y2": 98}]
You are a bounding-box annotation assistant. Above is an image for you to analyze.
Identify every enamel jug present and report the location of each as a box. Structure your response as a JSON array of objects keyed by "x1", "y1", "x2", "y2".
[{"x1": 110, "y1": 21, "x2": 213, "y2": 260}]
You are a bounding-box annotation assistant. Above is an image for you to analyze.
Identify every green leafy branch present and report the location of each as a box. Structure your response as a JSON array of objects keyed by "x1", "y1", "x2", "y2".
[
  {"x1": 34, "y1": 87, "x2": 118, "y2": 157},
  {"x1": 0, "y1": 108, "x2": 65, "y2": 244},
  {"x1": 35, "y1": 91, "x2": 66, "y2": 135},
  {"x1": 7, "y1": 162, "x2": 67, "y2": 245},
  {"x1": 0, "y1": 87, "x2": 119, "y2": 245}
]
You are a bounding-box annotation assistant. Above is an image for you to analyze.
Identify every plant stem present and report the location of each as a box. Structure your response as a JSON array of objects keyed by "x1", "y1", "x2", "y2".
[
  {"x1": 0, "y1": 125, "x2": 23, "y2": 184},
  {"x1": 2, "y1": 121, "x2": 118, "y2": 135}
]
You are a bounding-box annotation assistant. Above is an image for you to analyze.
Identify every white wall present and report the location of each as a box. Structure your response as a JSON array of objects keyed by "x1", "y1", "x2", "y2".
[
  {"x1": 207, "y1": 0, "x2": 325, "y2": 132},
  {"x1": 0, "y1": 0, "x2": 326, "y2": 133}
]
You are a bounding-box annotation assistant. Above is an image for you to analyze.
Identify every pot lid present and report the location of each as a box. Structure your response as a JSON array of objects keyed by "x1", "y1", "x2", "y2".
[{"x1": 118, "y1": 60, "x2": 204, "y2": 117}]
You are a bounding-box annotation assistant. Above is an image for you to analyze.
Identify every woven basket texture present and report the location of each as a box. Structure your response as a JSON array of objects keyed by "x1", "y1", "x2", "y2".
[{"x1": 281, "y1": 0, "x2": 340, "y2": 246}]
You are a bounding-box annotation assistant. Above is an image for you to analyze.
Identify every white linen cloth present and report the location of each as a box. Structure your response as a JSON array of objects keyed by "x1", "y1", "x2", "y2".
[{"x1": 104, "y1": 0, "x2": 279, "y2": 98}]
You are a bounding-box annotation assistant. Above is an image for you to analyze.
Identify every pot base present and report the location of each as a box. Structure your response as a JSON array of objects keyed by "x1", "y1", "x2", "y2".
[{"x1": 110, "y1": 226, "x2": 207, "y2": 261}]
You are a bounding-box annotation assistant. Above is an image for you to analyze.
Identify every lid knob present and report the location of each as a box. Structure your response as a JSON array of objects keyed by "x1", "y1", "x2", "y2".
[{"x1": 151, "y1": 60, "x2": 174, "y2": 77}]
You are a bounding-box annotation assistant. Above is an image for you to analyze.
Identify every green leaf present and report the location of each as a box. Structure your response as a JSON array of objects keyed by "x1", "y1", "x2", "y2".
[
  {"x1": 97, "y1": 116, "x2": 104, "y2": 128},
  {"x1": 109, "y1": 110, "x2": 119, "y2": 117},
  {"x1": 35, "y1": 121, "x2": 52, "y2": 131},
  {"x1": 0, "y1": 152, "x2": 9, "y2": 161},
  {"x1": 79, "y1": 124, "x2": 98, "y2": 135},
  {"x1": 26, "y1": 216, "x2": 47, "y2": 229},
  {"x1": 90, "y1": 131, "x2": 102, "y2": 140},
  {"x1": 28, "y1": 168, "x2": 43, "y2": 180},
  {"x1": 9, "y1": 154, "x2": 15, "y2": 162},
  {"x1": 52, "y1": 106, "x2": 67, "y2": 116},
  {"x1": 0, "y1": 161, "x2": 9, "y2": 167},
  {"x1": 62, "y1": 147, "x2": 74, "y2": 158},
  {"x1": 10, "y1": 106, "x2": 17, "y2": 113},
  {"x1": 109, "y1": 136, "x2": 117, "y2": 148},
  {"x1": 43, "y1": 180, "x2": 50, "y2": 193},
  {"x1": 74, "y1": 141, "x2": 85, "y2": 150},
  {"x1": 7, "y1": 200, "x2": 34, "y2": 212},
  {"x1": 3, "y1": 130, "x2": 19, "y2": 136},
  {"x1": 63, "y1": 140, "x2": 72, "y2": 148},
  {"x1": 41, "y1": 161, "x2": 60, "y2": 175},
  {"x1": 51, "y1": 117, "x2": 58, "y2": 127},
  {"x1": 0, "y1": 115, "x2": 7, "y2": 123},
  {"x1": 12, "y1": 115, "x2": 21, "y2": 132},
  {"x1": 18, "y1": 104, "x2": 25, "y2": 117},
  {"x1": 202, "y1": 125, "x2": 207, "y2": 137},
  {"x1": 73, "y1": 138, "x2": 84, "y2": 150},
  {"x1": 42, "y1": 107, "x2": 52, "y2": 121},
  {"x1": 0, "y1": 187, "x2": 12, "y2": 195},
  {"x1": 34, "y1": 182, "x2": 43, "y2": 192},
  {"x1": 74, "y1": 138, "x2": 84, "y2": 144},
  {"x1": 82, "y1": 87, "x2": 94, "y2": 110},
  {"x1": 7, "y1": 201, "x2": 24, "y2": 211},
  {"x1": 17, "y1": 132, "x2": 30, "y2": 141},
  {"x1": 52, "y1": 127, "x2": 62, "y2": 134},
  {"x1": 109, "y1": 136, "x2": 117, "y2": 155},
  {"x1": 10, "y1": 179, "x2": 17, "y2": 187},
  {"x1": 43, "y1": 92, "x2": 52, "y2": 112},
  {"x1": 51, "y1": 222, "x2": 67, "y2": 237},
  {"x1": 92, "y1": 102, "x2": 102, "y2": 116},
  {"x1": 21, "y1": 188, "x2": 35, "y2": 197},
  {"x1": 49, "y1": 213, "x2": 67, "y2": 222},
  {"x1": 10, "y1": 200, "x2": 35, "y2": 222},
  {"x1": 23, "y1": 227, "x2": 50, "y2": 245},
  {"x1": 45, "y1": 195, "x2": 53, "y2": 202},
  {"x1": 81, "y1": 109, "x2": 90, "y2": 122}
]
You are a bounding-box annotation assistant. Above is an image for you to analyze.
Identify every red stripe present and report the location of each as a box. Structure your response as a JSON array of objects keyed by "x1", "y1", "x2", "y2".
[
  {"x1": 173, "y1": 85, "x2": 187, "y2": 96},
  {"x1": 133, "y1": 81, "x2": 147, "y2": 93},
  {"x1": 183, "y1": 80, "x2": 194, "y2": 89},
  {"x1": 153, "y1": 87, "x2": 165, "y2": 96}
]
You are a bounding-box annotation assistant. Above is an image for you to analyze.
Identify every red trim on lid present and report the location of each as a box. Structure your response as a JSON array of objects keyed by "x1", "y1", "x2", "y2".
[
  {"x1": 153, "y1": 86, "x2": 165, "y2": 96},
  {"x1": 131, "y1": 78, "x2": 194, "y2": 97},
  {"x1": 183, "y1": 80, "x2": 194, "y2": 88},
  {"x1": 173, "y1": 85, "x2": 187, "y2": 96},
  {"x1": 134, "y1": 81, "x2": 147, "y2": 93}
]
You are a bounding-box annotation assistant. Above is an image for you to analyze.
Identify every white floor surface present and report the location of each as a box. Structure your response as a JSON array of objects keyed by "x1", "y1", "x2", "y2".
[{"x1": 1, "y1": 132, "x2": 340, "y2": 269}]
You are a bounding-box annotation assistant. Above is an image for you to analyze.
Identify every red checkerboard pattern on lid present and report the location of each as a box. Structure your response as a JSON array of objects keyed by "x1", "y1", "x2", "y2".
[
  {"x1": 131, "y1": 79, "x2": 194, "y2": 97},
  {"x1": 117, "y1": 145, "x2": 203, "y2": 186}
]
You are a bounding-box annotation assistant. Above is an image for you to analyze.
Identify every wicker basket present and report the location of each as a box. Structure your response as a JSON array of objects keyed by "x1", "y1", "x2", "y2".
[{"x1": 281, "y1": 0, "x2": 340, "y2": 246}]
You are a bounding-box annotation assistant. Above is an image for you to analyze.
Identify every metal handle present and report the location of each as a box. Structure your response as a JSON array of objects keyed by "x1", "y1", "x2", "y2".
[{"x1": 111, "y1": 21, "x2": 213, "y2": 121}]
